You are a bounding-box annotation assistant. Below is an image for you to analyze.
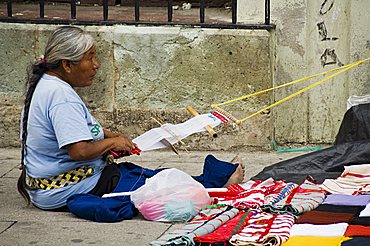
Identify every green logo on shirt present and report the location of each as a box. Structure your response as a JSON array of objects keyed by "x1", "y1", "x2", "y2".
[{"x1": 91, "y1": 124, "x2": 101, "y2": 136}]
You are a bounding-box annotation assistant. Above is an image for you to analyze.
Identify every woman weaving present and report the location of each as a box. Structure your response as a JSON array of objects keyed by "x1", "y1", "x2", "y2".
[{"x1": 18, "y1": 26, "x2": 244, "y2": 221}]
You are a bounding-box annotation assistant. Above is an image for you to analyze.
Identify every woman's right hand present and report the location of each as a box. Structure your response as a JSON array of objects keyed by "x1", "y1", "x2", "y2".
[
  {"x1": 67, "y1": 135, "x2": 138, "y2": 161},
  {"x1": 111, "y1": 135, "x2": 138, "y2": 154}
]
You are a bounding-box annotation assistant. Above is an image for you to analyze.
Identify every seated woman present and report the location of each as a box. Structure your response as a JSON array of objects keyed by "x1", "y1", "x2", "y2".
[{"x1": 18, "y1": 26, "x2": 244, "y2": 221}]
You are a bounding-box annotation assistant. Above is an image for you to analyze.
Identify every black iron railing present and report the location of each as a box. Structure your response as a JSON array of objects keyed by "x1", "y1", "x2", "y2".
[{"x1": 2, "y1": 0, "x2": 274, "y2": 30}]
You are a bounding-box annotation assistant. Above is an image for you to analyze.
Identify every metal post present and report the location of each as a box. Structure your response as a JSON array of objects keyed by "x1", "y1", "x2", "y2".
[
  {"x1": 168, "y1": 0, "x2": 173, "y2": 22},
  {"x1": 71, "y1": 0, "x2": 77, "y2": 19},
  {"x1": 103, "y1": 0, "x2": 108, "y2": 21},
  {"x1": 232, "y1": 0, "x2": 237, "y2": 24},
  {"x1": 39, "y1": 0, "x2": 45, "y2": 18},
  {"x1": 265, "y1": 0, "x2": 270, "y2": 25},
  {"x1": 200, "y1": 0, "x2": 205, "y2": 23},
  {"x1": 7, "y1": 0, "x2": 12, "y2": 17},
  {"x1": 135, "y1": 0, "x2": 140, "y2": 22}
]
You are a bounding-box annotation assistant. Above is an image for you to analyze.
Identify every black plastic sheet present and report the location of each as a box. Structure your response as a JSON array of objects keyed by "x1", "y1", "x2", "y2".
[{"x1": 252, "y1": 103, "x2": 370, "y2": 184}]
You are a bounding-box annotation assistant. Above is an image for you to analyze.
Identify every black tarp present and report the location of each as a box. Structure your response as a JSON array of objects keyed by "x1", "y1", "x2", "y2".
[{"x1": 251, "y1": 103, "x2": 370, "y2": 184}]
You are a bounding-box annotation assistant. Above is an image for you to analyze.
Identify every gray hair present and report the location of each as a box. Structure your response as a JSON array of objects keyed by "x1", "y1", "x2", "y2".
[{"x1": 44, "y1": 26, "x2": 95, "y2": 67}]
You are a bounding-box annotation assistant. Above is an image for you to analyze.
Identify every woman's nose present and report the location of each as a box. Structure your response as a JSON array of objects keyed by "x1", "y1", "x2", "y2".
[{"x1": 93, "y1": 58, "x2": 100, "y2": 69}]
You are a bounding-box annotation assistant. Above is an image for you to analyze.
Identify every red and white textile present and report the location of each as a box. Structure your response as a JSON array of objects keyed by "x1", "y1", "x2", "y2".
[
  {"x1": 229, "y1": 211, "x2": 295, "y2": 246},
  {"x1": 208, "y1": 184, "x2": 265, "y2": 210},
  {"x1": 320, "y1": 164, "x2": 370, "y2": 195},
  {"x1": 261, "y1": 180, "x2": 326, "y2": 215}
]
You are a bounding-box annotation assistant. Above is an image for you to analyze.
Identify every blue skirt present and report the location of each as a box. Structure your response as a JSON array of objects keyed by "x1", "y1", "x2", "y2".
[{"x1": 67, "y1": 154, "x2": 238, "y2": 222}]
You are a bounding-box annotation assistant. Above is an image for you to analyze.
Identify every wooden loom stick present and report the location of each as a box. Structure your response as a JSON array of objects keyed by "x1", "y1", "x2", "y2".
[
  {"x1": 151, "y1": 117, "x2": 187, "y2": 154},
  {"x1": 186, "y1": 106, "x2": 218, "y2": 138},
  {"x1": 211, "y1": 105, "x2": 241, "y2": 125}
]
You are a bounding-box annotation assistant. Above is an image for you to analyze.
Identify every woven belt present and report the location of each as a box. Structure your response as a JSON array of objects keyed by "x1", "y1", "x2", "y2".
[{"x1": 28, "y1": 165, "x2": 94, "y2": 190}]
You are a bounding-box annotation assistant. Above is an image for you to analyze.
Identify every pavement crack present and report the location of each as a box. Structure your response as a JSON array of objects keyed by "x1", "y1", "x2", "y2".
[
  {"x1": 0, "y1": 221, "x2": 17, "y2": 234},
  {"x1": 0, "y1": 165, "x2": 20, "y2": 178},
  {"x1": 154, "y1": 223, "x2": 176, "y2": 239}
]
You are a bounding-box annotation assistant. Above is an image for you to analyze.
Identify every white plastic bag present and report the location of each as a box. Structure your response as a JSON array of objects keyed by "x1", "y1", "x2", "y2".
[{"x1": 131, "y1": 168, "x2": 211, "y2": 222}]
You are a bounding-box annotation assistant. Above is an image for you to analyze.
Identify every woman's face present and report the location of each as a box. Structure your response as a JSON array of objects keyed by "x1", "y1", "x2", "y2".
[{"x1": 69, "y1": 46, "x2": 100, "y2": 87}]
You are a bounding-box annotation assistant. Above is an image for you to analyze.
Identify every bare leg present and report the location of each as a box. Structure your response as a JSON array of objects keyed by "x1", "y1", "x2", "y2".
[{"x1": 223, "y1": 155, "x2": 245, "y2": 188}]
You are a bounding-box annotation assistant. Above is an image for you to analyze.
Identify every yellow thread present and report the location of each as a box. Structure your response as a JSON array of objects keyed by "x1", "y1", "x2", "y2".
[
  {"x1": 211, "y1": 58, "x2": 368, "y2": 108},
  {"x1": 210, "y1": 57, "x2": 370, "y2": 124}
]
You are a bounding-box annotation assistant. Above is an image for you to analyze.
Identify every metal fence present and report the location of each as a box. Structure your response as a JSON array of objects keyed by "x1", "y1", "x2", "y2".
[{"x1": 1, "y1": 0, "x2": 274, "y2": 30}]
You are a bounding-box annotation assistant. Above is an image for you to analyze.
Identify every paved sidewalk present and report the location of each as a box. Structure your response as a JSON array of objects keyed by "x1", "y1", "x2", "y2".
[{"x1": 0, "y1": 148, "x2": 303, "y2": 246}]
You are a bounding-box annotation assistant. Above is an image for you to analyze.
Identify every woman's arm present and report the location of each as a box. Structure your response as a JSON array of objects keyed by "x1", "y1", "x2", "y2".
[
  {"x1": 103, "y1": 129, "x2": 122, "y2": 139},
  {"x1": 66, "y1": 135, "x2": 137, "y2": 161}
]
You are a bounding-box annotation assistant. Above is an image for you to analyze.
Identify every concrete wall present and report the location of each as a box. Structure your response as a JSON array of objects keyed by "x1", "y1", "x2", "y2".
[
  {"x1": 239, "y1": 0, "x2": 370, "y2": 144},
  {"x1": 0, "y1": 24, "x2": 273, "y2": 150}
]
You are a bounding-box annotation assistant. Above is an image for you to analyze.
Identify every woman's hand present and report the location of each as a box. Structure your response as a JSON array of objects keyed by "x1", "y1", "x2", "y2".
[
  {"x1": 104, "y1": 129, "x2": 123, "y2": 139},
  {"x1": 111, "y1": 135, "x2": 138, "y2": 153},
  {"x1": 66, "y1": 133, "x2": 137, "y2": 161}
]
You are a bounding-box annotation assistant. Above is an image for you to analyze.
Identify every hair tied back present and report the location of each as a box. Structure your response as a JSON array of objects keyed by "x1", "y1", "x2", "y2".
[{"x1": 39, "y1": 55, "x2": 46, "y2": 65}]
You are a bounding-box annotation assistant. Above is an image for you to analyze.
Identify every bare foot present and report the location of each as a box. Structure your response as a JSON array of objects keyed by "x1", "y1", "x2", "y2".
[{"x1": 223, "y1": 155, "x2": 245, "y2": 188}]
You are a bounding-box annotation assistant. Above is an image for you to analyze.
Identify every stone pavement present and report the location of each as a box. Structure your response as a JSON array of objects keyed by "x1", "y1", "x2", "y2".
[{"x1": 0, "y1": 148, "x2": 303, "y2": 246}]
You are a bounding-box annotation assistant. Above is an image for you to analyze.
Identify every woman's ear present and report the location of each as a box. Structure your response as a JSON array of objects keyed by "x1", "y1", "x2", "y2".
[{"x1": 61, "y1": 60, "x2": 72, "y2": 74}]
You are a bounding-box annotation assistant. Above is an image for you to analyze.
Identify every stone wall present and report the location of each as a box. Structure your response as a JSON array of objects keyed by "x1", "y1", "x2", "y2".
[{"x1": 0, "y1": 24, "x2": 273, "y2": 150}]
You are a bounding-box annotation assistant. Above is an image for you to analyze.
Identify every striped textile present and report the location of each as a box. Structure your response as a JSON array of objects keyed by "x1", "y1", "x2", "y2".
[
  {"x1": 229, "y1": 211, "x2": 295, "y2": 246},
  {"x1": 264, "y1": 183, "x2": 299, "y2": 206},
  {"x1": 150, "y1": 206, "x2": 239, "y2": 246},
  {"x1": 261, "y1": 180, "x2": 326, "y2": 216},
  {"x1": 194, "y1": 210, "x2": 251, "y2": 244},
  {"x1": 209, "y1": 184, "x2": 265, "y2": 210},
  {"x1": 320, "y1": 164, "x2": 370, "y2": 195}
]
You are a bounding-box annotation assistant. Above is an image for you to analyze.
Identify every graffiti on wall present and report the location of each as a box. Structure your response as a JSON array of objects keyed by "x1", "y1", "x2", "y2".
[
  {"x1": 320, "y1": 48, "x2": 344, "y2": 67},
  {"x1": 317, "y1": 0, "x2": 342, "y2": 67},
  {"x1": 317, "y1": 22, "x2": 338, "y2": 41},
  {"x1": 319, "y1": 0, "x2": 334, "y2": 15}
]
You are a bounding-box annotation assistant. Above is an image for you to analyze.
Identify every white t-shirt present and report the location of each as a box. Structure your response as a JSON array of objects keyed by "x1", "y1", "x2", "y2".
[{"x1": 23, "y1": 74, "x2": 106, "y2": 209}]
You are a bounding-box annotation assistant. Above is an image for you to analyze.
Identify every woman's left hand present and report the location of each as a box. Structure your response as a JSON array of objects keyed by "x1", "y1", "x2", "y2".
[{"x1": 104, "y1": 129, "x2": 123, "y2": 139}]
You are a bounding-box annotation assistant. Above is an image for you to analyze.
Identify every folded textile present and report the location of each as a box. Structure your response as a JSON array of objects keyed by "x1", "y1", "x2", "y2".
[
  {"x1": 289, "y1": 223, "x2": 348, "y2": 237},
  {"x1": 350, "y1": 216, "x2": 370, "y2": 226},
  {"x1": 359, "y1": 202, "x2": 370, "y2": 217},
  {"x1": 323, "y1": 194, "x2": 370, "y2": 206},
  {"x1": 264, "y1": 182, "x2": 299, "y2": 206},
  {"x1": 230, "y1": 235, "x2": 281, "y2": 246},
  {"x1": 296, "y1": 210, "x2": 354, "y2": 224},
  {"x1": 344, "y1": 225, "x2": 370, "y2": 237},
  {"x1": 282, "y1": 236, "x2": 351, "y2": 246},
  {"x1": 193, "y1": 210, "x2": 250, "y2": 244},
  {"x1": 321, "y1": 180, "x2": 370, "y2": 195},
  {"x1": 341, "y1": 237, "x2": 370, "y2": 246},
  {"x1": 209, "y1": 183, "x2": 265, "y2": 210},
  {"x1": 320, "y1": 164, "x2": 370, "y2": 195},
  {"x1": 150, "y1": 206, "x2": 239, "y2": 246},
  {"x1": 229, "y1": 212, "x2": 295, "y2": 246},
  {"x1": 261, "y1": 180, "x2": 326, "y2": 216},
  {"x1": 314, "y1": 204, "x2": 364, "y2": 215}
]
